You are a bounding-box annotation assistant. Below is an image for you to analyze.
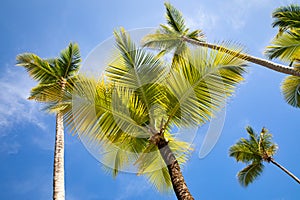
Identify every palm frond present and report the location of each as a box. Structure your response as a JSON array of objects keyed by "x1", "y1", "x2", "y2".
[
  {"x1": 16, "y1": 53, "x2": 58, "y2": 82},
  {"x1": 162, "y1": 45, "x2": 246, "y2": 129},
  {"x1": 265, "y1": 32, "x2": 300, "y2": 62},
  {"x1": 135, "y1": 133, "x2": 192, "y2": 193},
  {"x1": 237, "y1": 162, "x2": 264, "y2": 187},
  {"x1": 281, "y1": 75, "x2": 300, "y2": 107},
  {"x1": 67, "y1": 76, "x2": 150, "y2": 145},
  {"x1": 164, "y1": 2, "x2": 187, "y2": 33},
  {"x1": 142, "y1": 3, "x2": 205, "y2": 67},
  {"x1": 229, "y1": 141, "x2": 261, "y2": 163},
  {"x1": 107, "y1": 28, "x2": 168, "y2": 128},
  {"x1": 272, "y1": 4, "x2": 300, "y2": 34},
  {"x1": 58, "y1": 42, "x2": 81, "y2": 78}
]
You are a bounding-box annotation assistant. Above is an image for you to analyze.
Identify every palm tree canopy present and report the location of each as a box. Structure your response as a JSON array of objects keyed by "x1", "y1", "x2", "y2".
[
  {"x1": 229, "y1": 126, "x2": 278, "y2": 186},
  {"x1": 265, "y1": 4, "x2": 300, "y2": 108},
  {"x1": 16, "y1": 43, "x2": 81, "y2": 112},
  {"x1": 67, "y1": 28, "x2": 247, "y2": 192}
]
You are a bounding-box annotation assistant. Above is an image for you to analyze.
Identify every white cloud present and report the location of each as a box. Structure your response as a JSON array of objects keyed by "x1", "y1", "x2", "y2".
[{"x1": 0, "y1": 66, "x2": 49, "y2": 153}]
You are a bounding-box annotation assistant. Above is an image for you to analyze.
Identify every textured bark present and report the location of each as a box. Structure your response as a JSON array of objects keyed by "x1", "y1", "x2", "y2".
[
  {"x1": 182, "y1": 36, "x2": 300, "y2": 77},
  {"x1": 53, "y1": 111, "x2": 65, "y2": 200},
  {"x1": 270, "y1": 158, "x2": 300, "y2": 184},
  {"x1": 151, "y1": 134, "x2": 194, "y2": 200}
]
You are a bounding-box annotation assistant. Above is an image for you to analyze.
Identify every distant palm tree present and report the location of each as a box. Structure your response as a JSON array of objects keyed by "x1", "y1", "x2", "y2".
[
  {"x1": 265, "y1": 4, "x2": 300, "y2": 108},
  {"x1": 16, "y1": 43, "x2": 81, "y2": 200},
  {"x1": 142, "y1": 2, "x2": 300, "y2": 77},
  {"x1": 229, "y1": 126, "x2": 300, "y2": 187},
  {"x1": 68, "y1": 28, "x2": 247, "y2": 200}
]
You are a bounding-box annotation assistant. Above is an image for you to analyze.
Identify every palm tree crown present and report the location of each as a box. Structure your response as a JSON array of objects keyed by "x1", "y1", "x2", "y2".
[
  {"x1": 16, "y1": 43, "x2": 81, "y2": 111},
  {"x1": 229, "y1": 126, "x2": 278, "y2": 187},
  {"x1": 68, "y1": 28, "x2": 247, "y2": 198},
  {"x1": 265, "y1": 4, "x2": 300, "y2": 108},
  {"x1": 230, "y1": 126, "x2": 300, "y2": 186}
]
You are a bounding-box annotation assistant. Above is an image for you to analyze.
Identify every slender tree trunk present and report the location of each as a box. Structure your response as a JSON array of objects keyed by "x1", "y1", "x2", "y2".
[
  {"x1": 53, "y1": 111, "x2": 65, "y2": 200},
  {"x1": 270, "y1": 158, "x2": 300, "y2": 184},
  {"x1": 151, "y1": 134, "x2": 194, "y2": 200},
  {"x1": 181, "y1": 36, "x2": 300, "y2": 77}
]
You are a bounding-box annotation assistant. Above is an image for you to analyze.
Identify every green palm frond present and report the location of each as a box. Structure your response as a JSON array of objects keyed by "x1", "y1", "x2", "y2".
[
  {"x1": 135, "y1": 132, "x2": 192, "y2": 192},
  {"x1": 229, "y1": 142, "x2": 261, "y2": 163},
  {"x1": 164, "y1": 2, "x2": 187, "y2": 33},
  {"x1": 162, "y1": 45, "x2": 246, "y2": 129},
  {"x1": 107, "y1": 28, "x2": 168, "y2": 128},
  {"x1": 265, "y1": 32, "x2": 300, "y2": 62},
  {"x1": 68, "y1": 76, "x2": 150, "y2": 144},
  {"x1": 281, "y1": 75, "x2": 300, "y2": 107},
  {"x1": 272, "y1": 4, "x2": 300, "y2": 34},
  {"x1": 58, "y1": 42, "x2": 81, "y2": 78},
  {"x1": 142, "y1": 3, "x2": 205, "y2": 66},
  {"x1": 16, "y1": 53, "x2": 58, "y2": 82},
  {"x1": 101, "y1": 136, "x2": 148, "y2": 177},
  {"x1": 237, "y1": 162, "x2": 264, "y2": 187},
  {"x1": 259, "y1": 128, "x2": 278, "y2": 157}
]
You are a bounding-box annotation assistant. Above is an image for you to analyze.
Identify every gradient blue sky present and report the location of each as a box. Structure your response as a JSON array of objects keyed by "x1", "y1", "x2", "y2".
[{"x1": 1, "y1": 0, "x2": 300, "y2": 199}]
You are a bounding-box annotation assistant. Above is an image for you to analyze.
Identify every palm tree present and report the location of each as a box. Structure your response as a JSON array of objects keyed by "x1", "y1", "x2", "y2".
[
  {"x1": 265, "y1": 4, "x2": 300, "y2": 108},
  {"x1": 229, "y1": 126, "x2": 300, "y2": 186},
  {"x1": 142, "y1": 2, "x2": 300, "y2": 77},
  {"x1": 16, "y1": 43, "x2": 81, "y2": 200},
  {"x1": 67, "y1": 28, "x2": 247, "y2": 200}
]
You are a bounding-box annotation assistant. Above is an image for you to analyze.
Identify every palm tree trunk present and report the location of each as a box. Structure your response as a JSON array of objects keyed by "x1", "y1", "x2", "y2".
[
  {"x1": 181, "y1": 36, "x2": 300, "y2": 77},
  {"x1": 270, "y1": 158, "x2": 300, "y2": 184},
  {"x1": 53, "y1": 111, "x2": 65, "y2": 200},
  {"x1": 152, "y1": 134, "x2": 194, "y2": 200}
]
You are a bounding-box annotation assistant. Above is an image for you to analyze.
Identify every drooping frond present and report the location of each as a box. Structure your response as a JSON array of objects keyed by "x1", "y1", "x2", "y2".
[
  {"x1": 68, "y1": 76, "x2": 151, "y2": 144},
  {"x1": 237, "y1": 162, "x2": 264, "y2": 187},
  {"x1": 162, "y1": 44, "x2": 246, "y2": 129},
  {"x1": 16, "y1": 53, "x2": 58, "y2": 82},
  {"x1": 57, "y1": 42, "x2": 81, "y2": 78},
  {"x1": 265, "y1": 32, "x2": 300, "y2": 62},
  {"x1": 281, "y1": 75, "x2": 300, "y2": 107},
  {"x1": 135, "y1": 132, "x2": 192, "y2": 193}
]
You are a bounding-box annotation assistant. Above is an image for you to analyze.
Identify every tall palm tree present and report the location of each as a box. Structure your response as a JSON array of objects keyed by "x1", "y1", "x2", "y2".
[
  {"x1": 16, "y1": 43, "x2": 81, "y2": 200},
  {"x1": 142, "y1": 2, "x2": 300, "y2": 77},
  {"x1": 229, "y1": 126, "x2": 300, "y2": 186},
  {"x1": 265, "y1": 4, "x2": 300, "y2": 108},
  {"x1": 67, "y1": 28, "x2": 247, "y2": 200}
]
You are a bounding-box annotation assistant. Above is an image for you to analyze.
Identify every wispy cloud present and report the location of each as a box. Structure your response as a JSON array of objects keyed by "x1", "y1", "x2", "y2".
[
  {"x1": 0, "y1": 66, "x2": 49, "y2": 153},
  {"x1": 185, "y1": 0, "x2": 274, "y2": 37}
]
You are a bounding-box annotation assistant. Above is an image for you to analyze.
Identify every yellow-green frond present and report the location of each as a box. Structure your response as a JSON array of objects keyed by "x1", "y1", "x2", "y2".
[
  {"x1": 281, "y1": 75, "x2": 300, "y2": 107},
  {"x1": 162, "y1": 46, "x2": 246, "y2": 129},
  {"x1": 265, "y1": 32, "x2": 300, "y2": 62},
  {"x1": 16, "y1": 53, "x2": 58, "y2": 82}
]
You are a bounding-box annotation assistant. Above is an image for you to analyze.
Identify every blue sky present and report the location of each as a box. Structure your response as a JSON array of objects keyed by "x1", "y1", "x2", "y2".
[{"x1": 1, "y1": 0, "x2": 300, "y2": 199}]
